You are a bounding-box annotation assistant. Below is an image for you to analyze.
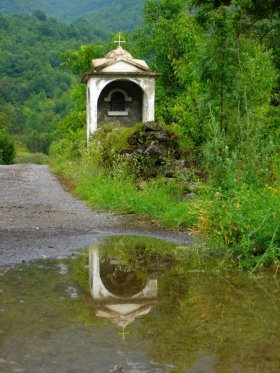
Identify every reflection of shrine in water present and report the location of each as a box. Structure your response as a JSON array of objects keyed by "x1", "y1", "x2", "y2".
[{"x1": 89, "y1": 247, "x2": 158, "y2": 330}]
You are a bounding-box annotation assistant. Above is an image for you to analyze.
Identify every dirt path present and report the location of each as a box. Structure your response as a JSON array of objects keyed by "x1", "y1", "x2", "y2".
[{"x1": 0, "y1": 164, "x2": 191, "y2": 266}]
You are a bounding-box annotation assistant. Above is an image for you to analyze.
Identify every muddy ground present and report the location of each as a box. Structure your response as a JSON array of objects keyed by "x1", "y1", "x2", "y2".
[{"x1": 0, "y1": 164, "x2": 192, "y2": 266}]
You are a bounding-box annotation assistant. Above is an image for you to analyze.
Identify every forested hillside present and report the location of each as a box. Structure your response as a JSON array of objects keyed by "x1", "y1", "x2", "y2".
[
  {"x1": 85, "y1": 0, "x2": 144, "y2": 32},
  {"x1": 0, "y1": 0, "x2": 145, "y2": 31},
  {"x1": 0, "y1": 13, "x2": 107, "y2": 152}
]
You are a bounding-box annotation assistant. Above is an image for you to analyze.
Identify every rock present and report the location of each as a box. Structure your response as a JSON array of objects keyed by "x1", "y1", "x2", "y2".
[
  {"x1": 181, "y1": 192, "x2": 197, "y2": 201},
  {"x1": 137, "y1": 181, "x2": 148, "y2": 190},
  {"x1": 127, "y1": 132, "x2": 139, "y2": 146},
  {"x1": 181, "y1": 181, "x2": 198, "y2": 193},
  {"x1": 143, "y1": 142, "x2": 162, "y2": 158},
  {"x1": 154, "y1": 131, "x2": 172, "y2": 143},
  {"x1": 173, "y1": 159, "x2": 188, "y2": 168},
  {"x1": 124, "y1": 122, "x2": 183, "y2": 177},
  {"x1": 113, "y1": 364, "x2": 124, "y2": 372},
  {"x1": 163, "y1": 159, "x2": 189, "y2": 178},
  {"x1": 142, "y1": 121, "x2": 164, "y2": 132},
  {"x1": 164, "y1": 168, "x2": 175, "y2": 178},
  {"x1": 120, "y1": 149, "x2": 134, "y2": 156}
]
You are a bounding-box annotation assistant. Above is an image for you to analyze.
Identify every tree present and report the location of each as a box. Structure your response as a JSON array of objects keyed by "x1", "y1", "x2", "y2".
[
  {"x1": 134, "y1": 0, "x2": 278, "y2": 185},
  {"x1": 33, "y1": 10, "x2": 47, "y2": 21},
  {"x1": 60, "y1": 43, "x2": 103, "y2": 75},
  {"x1": 0, "y1": 131, "x2": 15, "y2": 164}
]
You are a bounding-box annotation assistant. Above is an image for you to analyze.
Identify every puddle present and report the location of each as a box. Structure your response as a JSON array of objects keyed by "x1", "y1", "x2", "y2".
[{"x1": 0, "y1": 235, "x2": 280, "y2": 372}]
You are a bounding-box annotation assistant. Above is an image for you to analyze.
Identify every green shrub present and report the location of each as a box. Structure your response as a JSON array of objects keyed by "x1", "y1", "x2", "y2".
[
  {"x1": 199, "y1": 184, "x2": 280, "y2": 269},
  {"x1": 24, "y1": 130, "x2": 51, "y2": 154},
  {"x1": 85, "y1": 123, "x2": 158, "y2": 180},
  {"x1": 86, "y1": 124, "x2": 138, "y2": 168},
  {"x1": 49, "y1": 127, "x2": 86, "y2": 161},
  {"x1": 0, "y1": 132, "x2": 16, "y2": 164}
]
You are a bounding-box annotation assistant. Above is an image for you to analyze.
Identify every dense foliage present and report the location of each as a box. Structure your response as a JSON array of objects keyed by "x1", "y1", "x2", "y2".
[
  {"x1": 131, "y1": 0, "x2": 280, "y2": 268},
  {"x1": 0, "y1": 13, "x2": 107, "y2": 152},
  {"x1": 0, "y1": 0, "x2": 145, "y2": 32},
  {"x1": 0, "y1": 131, "x2": 15, "y2": 164}
]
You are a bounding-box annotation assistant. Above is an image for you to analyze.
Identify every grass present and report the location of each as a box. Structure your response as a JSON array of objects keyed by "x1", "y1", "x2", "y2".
[
  {"x1": 57, "y1": 159, "x2": 199, "y2": 230},
  {"x1": 200, "y1": 185, "x2": 280, "y2": 269},
  {"x1": 14, "y1": 139, "x2": 48, "y2": 164}
]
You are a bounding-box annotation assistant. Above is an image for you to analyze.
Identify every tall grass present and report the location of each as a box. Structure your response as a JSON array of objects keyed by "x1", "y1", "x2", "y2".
[
  {"x1": 197, "y1": 185, "x2": 280, "y2": 269},
  {"x1": 57, "y1": 158, "x2": 198, "y2": 230}
]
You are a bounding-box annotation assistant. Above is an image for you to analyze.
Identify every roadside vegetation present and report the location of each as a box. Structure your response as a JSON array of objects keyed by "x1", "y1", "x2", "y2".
[
  {"x1": 0, "y1": 130, "x2": 15, "y2": 164},
  {"x1": 50, "y1": 0, "x2": 279, "y2": 270},
  {"x1": 14, "y1": 138, "x2": 48, "y2": 164}
]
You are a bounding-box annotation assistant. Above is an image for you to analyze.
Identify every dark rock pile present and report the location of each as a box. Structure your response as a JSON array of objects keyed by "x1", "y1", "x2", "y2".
[
  {"x1": 124, "y1": 122, "x2": 180, "y2": 165},
  {"x1": 117, "y1": 122, "x2": 198, "y2": 198}
]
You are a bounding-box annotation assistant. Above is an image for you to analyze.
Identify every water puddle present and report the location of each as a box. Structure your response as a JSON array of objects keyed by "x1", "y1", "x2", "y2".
[{"x1": 0, "y1": 235, "x2": 280, "y2": 372}]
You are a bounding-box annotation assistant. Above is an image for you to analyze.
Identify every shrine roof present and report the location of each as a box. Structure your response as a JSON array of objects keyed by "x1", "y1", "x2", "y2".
[
  {"x1": 81, "y1": 45, "x2": 160, "y2": 83},
  {"x1": 92, "y1": 46, "x2": 149, "y2": 73}
]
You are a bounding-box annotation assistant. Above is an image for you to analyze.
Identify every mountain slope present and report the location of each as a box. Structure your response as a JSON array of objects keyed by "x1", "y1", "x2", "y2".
[
  {"x1": 86, "y1": 0, "x2": 144, "y2": 32},
  {"x1": 0, "y1": 13, "x2": 106, "y2": 151},
  {"x1": 0, "y1": 0, "x2": 145, "y2": 30}
]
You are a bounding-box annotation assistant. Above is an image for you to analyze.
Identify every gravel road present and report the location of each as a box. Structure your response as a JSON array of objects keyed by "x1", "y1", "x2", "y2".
[{"x1": 0, "y1": 164, "x2": 191, "y2": 266}]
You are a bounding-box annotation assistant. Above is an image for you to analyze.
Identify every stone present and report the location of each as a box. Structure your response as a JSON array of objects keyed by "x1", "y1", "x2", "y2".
[
  {"x1": 151, "y1": 130, "x2": 170, "y2": 142},
  {"x1": 181, "y1": 192, "x2": 197, "y2": 201},
  {"x1": 120, "y1": 149, "x2": 134, "y2": 156},
  {"x1": 163, "y1": 159, "x2": 189, "y2": 178},
  {"x1": 143, "y1": 142, "x2": 163, "y2": 158},
  {"x1": 164, "y1": 167, "x2": 176, "y2": 178},
  {"x1": 142, "y1": 121, "x2": 164, "y2": 132},
  {"x1": 123, "y1": 122, "x2": 182, "y2": 175},
  {"x1": 127, "y1": 132, "x2": 140, "y2": 146},
  {"x1": 137, "y1": 180, "x2": 148, "y2": 190}
]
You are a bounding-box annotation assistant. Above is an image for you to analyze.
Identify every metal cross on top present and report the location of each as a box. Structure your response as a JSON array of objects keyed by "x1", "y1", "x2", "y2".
[
  {"x1": 114, "y1": 35, "x2": 126, "y2": 47},
  {"x1": 118, "y1": 327, "x2": 129, "y2": 340}
]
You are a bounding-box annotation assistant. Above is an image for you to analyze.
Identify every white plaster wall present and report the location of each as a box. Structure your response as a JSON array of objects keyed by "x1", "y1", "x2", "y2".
[
  {"x1": 86, "y1": 78, "x2": 100, "y2": 141},
  {"x1": 86, "y1": 76, "x2": 155, "y2": 141}
]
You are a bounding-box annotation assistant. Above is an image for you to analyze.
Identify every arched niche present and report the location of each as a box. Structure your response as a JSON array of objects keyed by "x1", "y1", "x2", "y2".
[
  {"x1": 89, "y1": 248, "x2": 158, "y2": 301},
  {"x1": 97, "y1": 80, "x2": 143, "y2": 127},
  {"x1": 86, "y1": 76, "x2": 155, "y2": 139},
  {"x1": 99, "y1": 256, "x2": 146, "y2": 297}
]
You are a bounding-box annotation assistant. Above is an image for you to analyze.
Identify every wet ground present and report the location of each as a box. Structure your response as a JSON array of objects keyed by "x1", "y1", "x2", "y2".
[
  {"x1": 1, "y1": 235, "x2": 280, "y2": 373},
  {"x1": 0, "y1": 164, "x2": 191, "y2": 266}
]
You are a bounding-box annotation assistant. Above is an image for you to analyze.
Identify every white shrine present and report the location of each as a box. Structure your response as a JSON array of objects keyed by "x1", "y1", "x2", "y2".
[
  {"x1": 82, "y1": 37, "x2": 159, "y2": 141},
  {"x1": 89, "y1": 247, "x2": 158, "y2": 331}
]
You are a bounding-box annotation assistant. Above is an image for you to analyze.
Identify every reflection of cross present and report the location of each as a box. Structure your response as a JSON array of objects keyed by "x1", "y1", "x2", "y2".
[
  {"x1": 118, "y1": 327, "x2": 129, "y2": 341},
  {"x1": 114, "y1": 35, "x2": 126, "y2": 47}
]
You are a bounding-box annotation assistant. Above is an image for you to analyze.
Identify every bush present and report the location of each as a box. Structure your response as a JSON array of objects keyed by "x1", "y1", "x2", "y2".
[
  {"x1": 0, "y1": 132, "x2": 16, "y2": 164},
  {"x1": 198, "y1": 184, "x2": 280, "y2": 269},
  {"x1": 85, "y1": 123, "x2": 183, "y2": 180},
  {"x1": 86, "y1": 124, "x2": 138, "y2": 167},
  {"x1": 24, "y1": 130, "x2": 51, "y2": 154}
]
